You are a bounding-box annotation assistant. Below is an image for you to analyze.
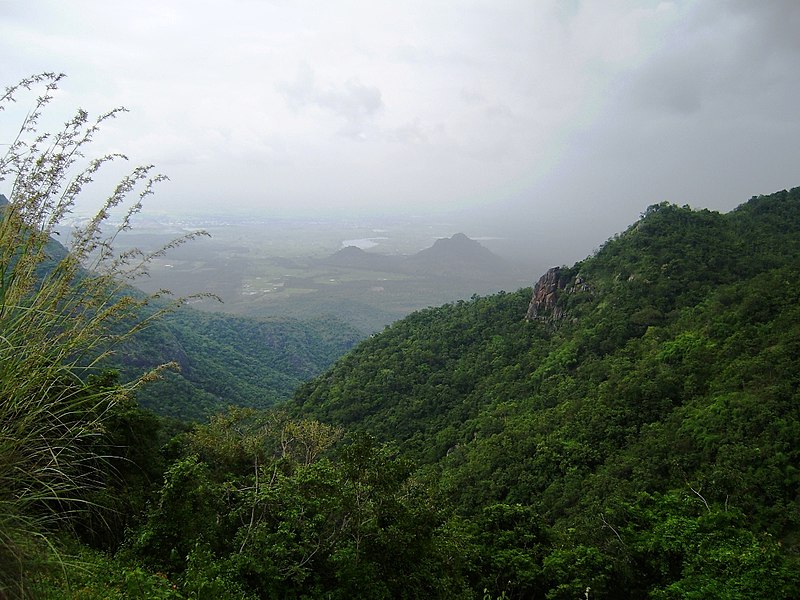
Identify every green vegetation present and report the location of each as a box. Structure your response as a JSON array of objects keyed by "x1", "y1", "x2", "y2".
[
  {"x1": 114, "y1": 308, "x2": 361, "y2": 421},
  {"x1": 125, "y1": 409, "x2": 471, "y2": 599},
  {"x1": 292, "y1": 189, "x2": 800, "y2": 597},
  {"x1": 0, "y1": 74, "x2": 361, "y2": 597},
  {"x1": 0, "y1": 72, "x2": 190, "y2": 597},
  {"x1": 4, "y1": 73, "x2": 800, "y2": 598}
]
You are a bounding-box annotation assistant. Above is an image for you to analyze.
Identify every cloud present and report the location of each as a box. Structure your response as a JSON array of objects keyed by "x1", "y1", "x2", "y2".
[
  {"x1": 483, "y1": 0, "x2": 800, "y2": 265},
  {"x1": 385, "y1": 119, "x2": 431, "y2": 145},
  {"x1": 622, "y1": 0, "x2": 800, "y2": 123},
  {"x1": 278, "y1": 64, "x2": 383, "y2": 139},
  {"x1": 2, "y1": 0, "x2": 798, "y2": 233}
]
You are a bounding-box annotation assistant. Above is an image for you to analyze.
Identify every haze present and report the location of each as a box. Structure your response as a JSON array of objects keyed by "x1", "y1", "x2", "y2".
[{"x1": 2, "y1": 0, "x2": 799, "y2": 265}]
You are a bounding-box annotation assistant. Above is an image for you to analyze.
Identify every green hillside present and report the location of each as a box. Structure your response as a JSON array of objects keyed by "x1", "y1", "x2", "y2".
[
  {"x1": 290, "y1": 188, "x2": 800, "y2": 597},
  {"x1": 114, "y1": 308, "x2": 362, "y2": 421},
  {"x1": 2, "y1": 194, "x2": 363, "y2": 423},
  {"x1": 9, "y1": 187, "x2": 800, "y2": 598}
]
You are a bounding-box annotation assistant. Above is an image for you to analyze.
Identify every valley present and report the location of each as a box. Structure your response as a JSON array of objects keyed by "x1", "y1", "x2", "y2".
[
  {"x1": 4, "y1": 6, "x2": 800, "y2": 594},
  {"x1": 109, "y1": 213, "x2": 538, "y2": 332},
  {"x1": 8, "y1": 180, "x2": 800, "y2": 598}
]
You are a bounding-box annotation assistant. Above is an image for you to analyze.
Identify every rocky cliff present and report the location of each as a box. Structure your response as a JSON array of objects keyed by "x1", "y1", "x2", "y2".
[{"x1": 525, "y1": 267, "x2": 590, "y2": 321}]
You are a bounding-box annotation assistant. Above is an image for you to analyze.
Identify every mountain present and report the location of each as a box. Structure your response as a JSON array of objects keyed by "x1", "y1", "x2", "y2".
[
  {"x1": 403, "y1": 232, "x2": 514, "y2": 278},
  {"x1": 320, "y1": 245, "x2": 403, "y2": 272},
  {"x1": 290, "y1": 188, "x2": 800, "y2": 597},
  {"x1": 321, "y1": 232, "x2": 516, "y2": 280},
  {"x1": 27, "y1": 187, "x2": 800, "y2": 598}
]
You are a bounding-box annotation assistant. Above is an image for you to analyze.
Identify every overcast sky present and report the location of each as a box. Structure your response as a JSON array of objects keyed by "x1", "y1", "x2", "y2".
[{"x1": 2, "y1": 0, "x2": 799, "y2": 261}]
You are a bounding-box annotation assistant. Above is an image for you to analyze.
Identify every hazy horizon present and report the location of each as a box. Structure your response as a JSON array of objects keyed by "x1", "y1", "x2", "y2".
[{"x1": 3, "y1": 1, "x2": 799, "y2": 267}]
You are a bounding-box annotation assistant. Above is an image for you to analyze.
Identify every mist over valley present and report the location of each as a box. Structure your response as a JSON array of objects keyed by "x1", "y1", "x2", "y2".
[{"x1": 102, "y1": 212, "x2": 541, "y2": 333}]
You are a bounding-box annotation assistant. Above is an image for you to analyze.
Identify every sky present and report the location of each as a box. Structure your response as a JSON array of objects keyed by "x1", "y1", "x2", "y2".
[{"x1": 2, "y1": 0, "x2": 799, "y2": 263}]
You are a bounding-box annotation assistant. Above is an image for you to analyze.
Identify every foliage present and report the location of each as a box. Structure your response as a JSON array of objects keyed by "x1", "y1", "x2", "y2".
[
  {"x1": 5, "y1": 72, "x2": 800, "y2": 598},
  {"x1": 293, "y1": 187, "x2": 800, "y2": 597},
  {"x1": 0, "y1": 73, "x2": 195, "y2": 597},
  {"x1": 128, "y1": 408, "x2": 472, "y2": 598},
  {"x1": 31, "y1": 543, "x2": 185, "y2": 599},
  {"x1": 116, "y1": 310, "x2": 362, "y2": 421}
]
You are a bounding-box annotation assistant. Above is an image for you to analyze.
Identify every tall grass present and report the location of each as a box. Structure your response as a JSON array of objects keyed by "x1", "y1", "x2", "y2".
[{"x1": 0, "y1": 73, "x2": 202, "y2": 597}]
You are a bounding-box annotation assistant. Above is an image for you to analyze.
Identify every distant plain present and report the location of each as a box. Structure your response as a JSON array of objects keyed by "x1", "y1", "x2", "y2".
[{"x1": 108, "y1": 213, "x2": 541, "y2": 333}]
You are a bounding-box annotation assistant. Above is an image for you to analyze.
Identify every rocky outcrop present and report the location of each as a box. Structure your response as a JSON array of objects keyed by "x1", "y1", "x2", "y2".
[
  {"x1": 526, "y1": 267, "x2": 567, "y2": 320},
  {"x1": 525, "y1": 267, "x2": 591, "y2": 321}
]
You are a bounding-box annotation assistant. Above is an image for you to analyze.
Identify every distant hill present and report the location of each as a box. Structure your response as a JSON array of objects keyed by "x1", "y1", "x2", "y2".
[
  {"x1": 403, "y1": 232, "x2": 514, "y2": 278},
  {"x1": 321, "y1": 232, "x2": 516, "y2": 280},
  {"x1": 320, "y1": 245, "x2": 403, "y2": 272}
]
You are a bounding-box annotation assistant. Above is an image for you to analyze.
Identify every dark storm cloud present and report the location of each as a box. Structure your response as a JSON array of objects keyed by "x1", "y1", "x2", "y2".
[
  {"x1": 490, "y1": 1, "x2": 800, "y2": 268},
  {"x1": 629, "y1": 0, "x2": 800, "y2": 119}
]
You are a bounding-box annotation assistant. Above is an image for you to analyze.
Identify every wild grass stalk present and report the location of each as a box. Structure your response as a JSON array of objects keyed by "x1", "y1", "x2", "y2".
[{"x1": 0, "y1": 73, "x2": 202, "y2": 597}]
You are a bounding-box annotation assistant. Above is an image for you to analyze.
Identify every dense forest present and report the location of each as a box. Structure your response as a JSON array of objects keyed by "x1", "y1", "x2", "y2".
[
  {"x1": 3, "y1": 72, "x2": 800, "y2": 600},
  {"x1": 288, "y1": 189, "x2": 800, "y2": 597},
  {"x1": 114, "y1": 308, "x2": 361, "y2": 421},
  {"x1": 5, "y1": 185, "x2": 799, "y2": 598}
]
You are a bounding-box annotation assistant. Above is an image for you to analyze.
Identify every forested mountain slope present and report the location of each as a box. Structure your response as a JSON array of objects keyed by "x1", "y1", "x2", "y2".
[
  {"x1": 115, "y1": 308, "x2": 362, "y2": 421},
  {"x1": 2, "y1": 215, "x2": 362, "y2": 422},
  {"x1": 18, "y1": 188, "x2": 800, "y2": 599},
  {"x1": 3, "y1": 192, "x2": 362, "y2": 422},
  {"x1": 7, "y1": 69, "x2": 797, "y2": 596},
  {"x1": 291, "y1": 187, "x2": 800, "y2": 597}
]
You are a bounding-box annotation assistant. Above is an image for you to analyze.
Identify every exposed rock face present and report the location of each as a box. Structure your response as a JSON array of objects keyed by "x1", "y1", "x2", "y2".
[
  {"x1": 525, "y1": 267, "x2": 590, "y2": 321},
  {"x1": 526, "y1": 267, "x2": 567, "y2": 320}
]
